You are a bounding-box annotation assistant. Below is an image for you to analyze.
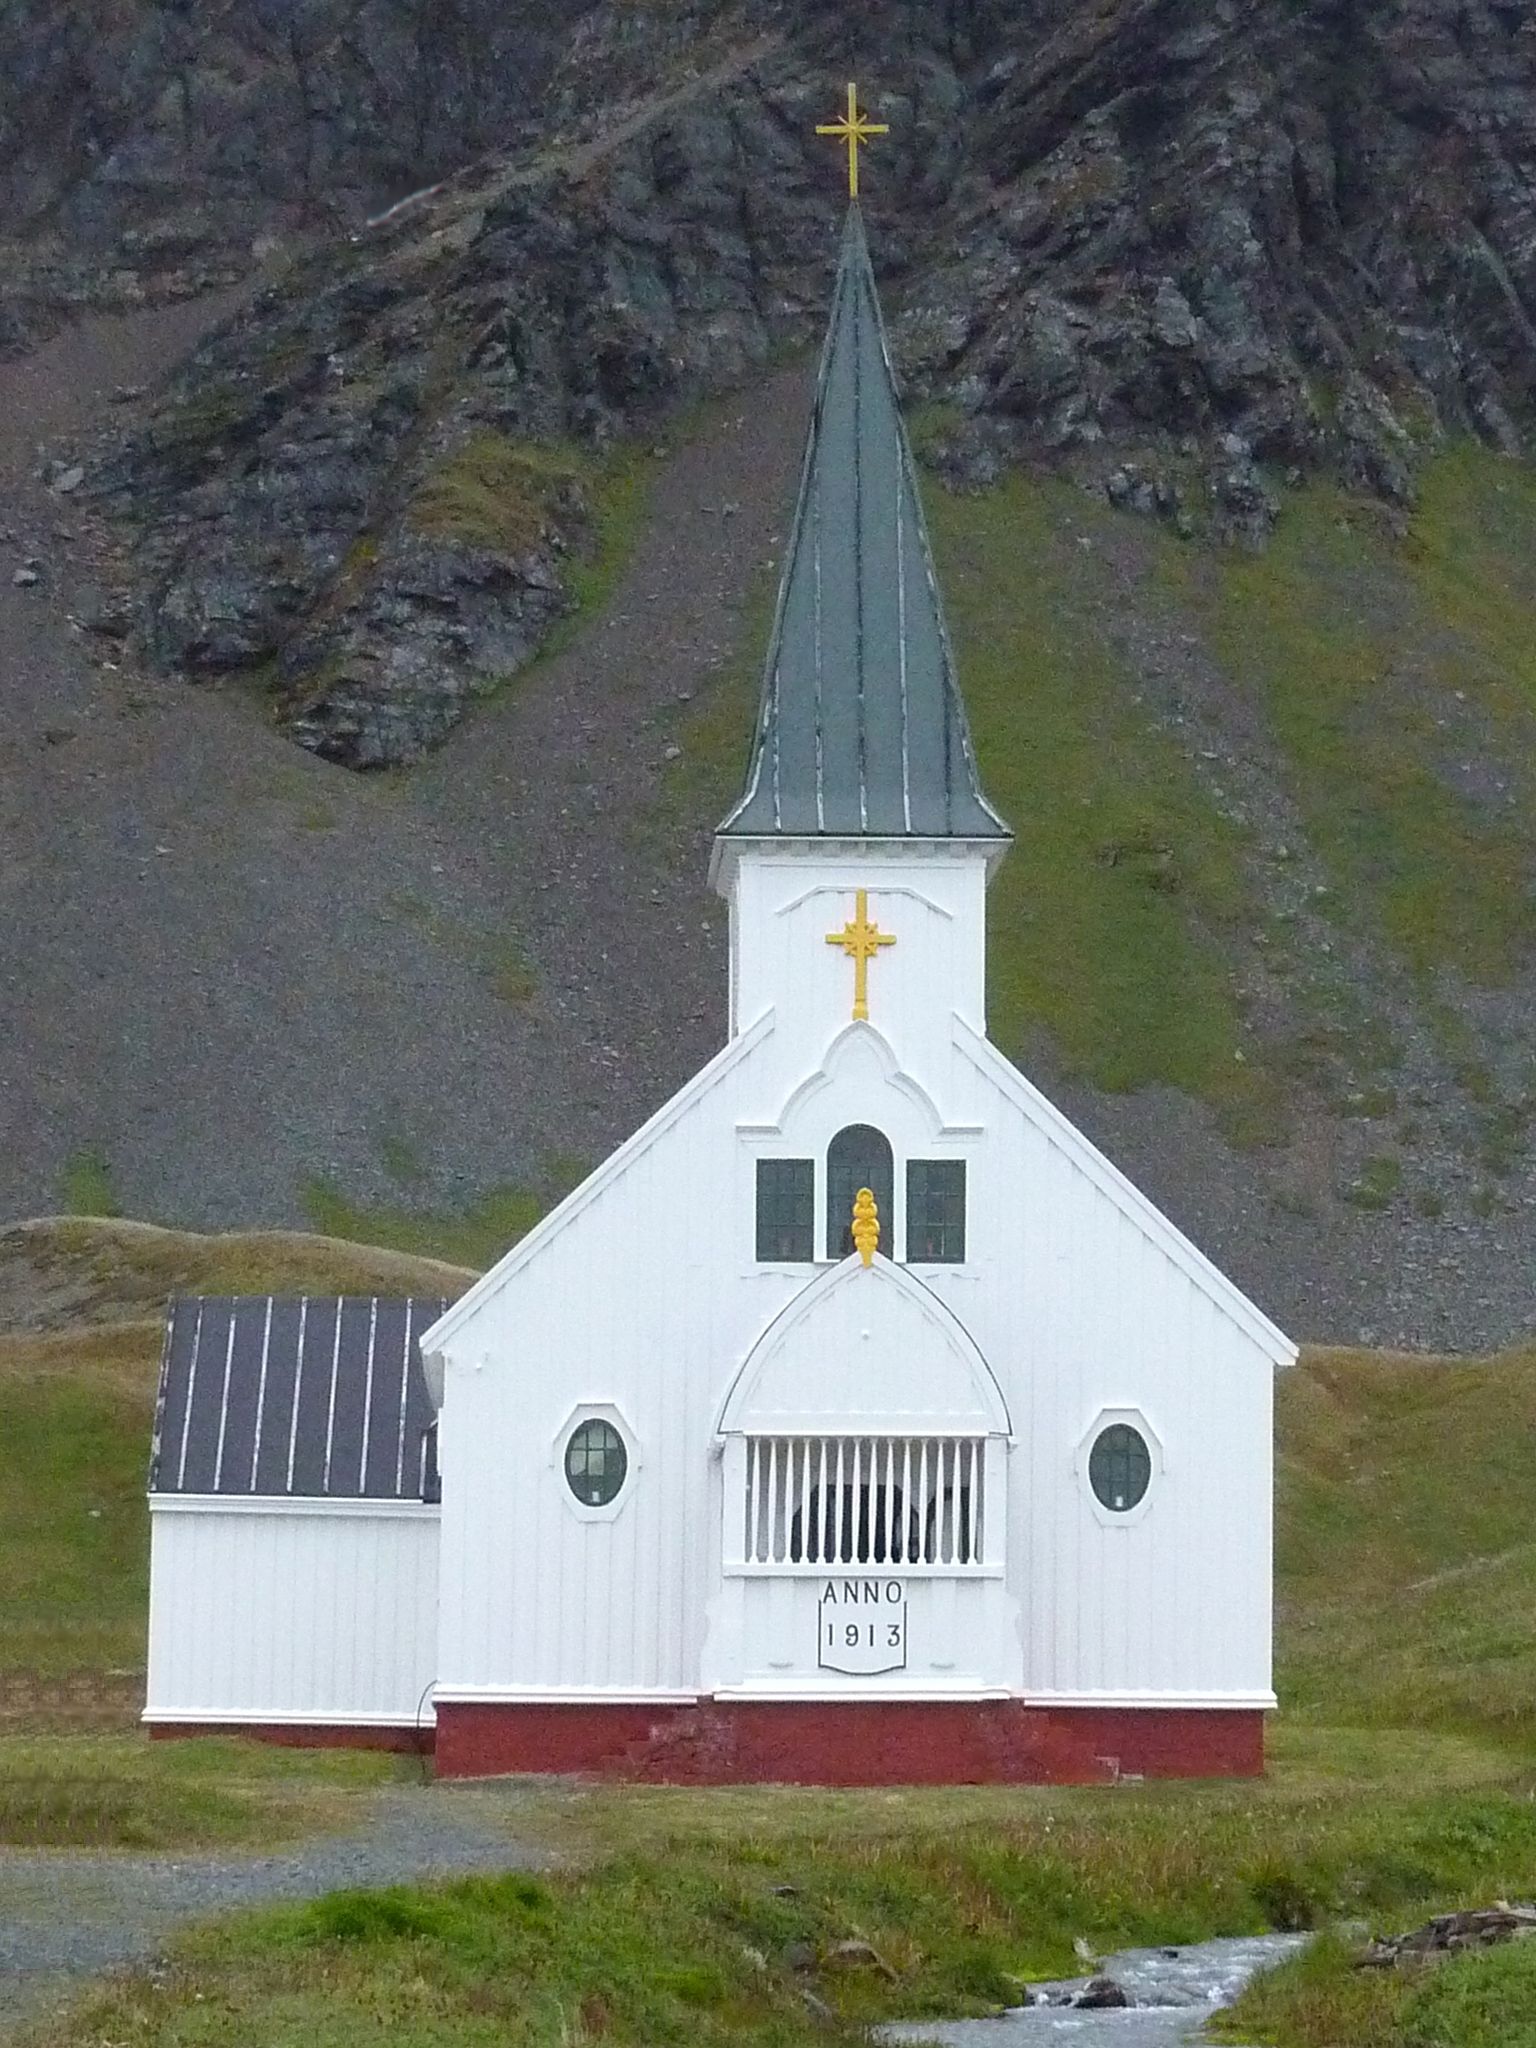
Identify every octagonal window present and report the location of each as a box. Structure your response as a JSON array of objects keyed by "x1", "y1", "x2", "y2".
[
  {"x1": 565, "y1": 1418, "x2": 628, "y2": 1508},
  {"x1": 1088, "y1": 1422, "x2": 1151, "y2": 1514}
]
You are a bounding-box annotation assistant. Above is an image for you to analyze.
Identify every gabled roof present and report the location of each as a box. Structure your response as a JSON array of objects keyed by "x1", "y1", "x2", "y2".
[
  {"x1": 718, "y1": 206, "x2": 1010, "y2": 844},
  {"x1": 952, "y1": 1019, "x2": 1298, "y2": 1367},
  {"x1": 419, "y1": 1010, "x2": 776, "y2": 1358},
  {"x1": 149, "y1": 1296, "x2": 446, "y2": 1501}
]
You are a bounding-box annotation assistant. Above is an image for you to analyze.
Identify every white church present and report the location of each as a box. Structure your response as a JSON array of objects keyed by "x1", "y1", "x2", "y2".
[{"x1": 144, "y1": 194, "x2": 1295, "y2": 1785}]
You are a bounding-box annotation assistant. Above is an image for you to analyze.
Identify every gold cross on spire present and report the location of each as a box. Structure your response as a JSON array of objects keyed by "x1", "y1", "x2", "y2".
[
  {"x1": 816, "y1": 81, "x2": 889, "y2": 200},
  {"x1": 826, "y1": 889, "x2": 897, "y2": 1022}
]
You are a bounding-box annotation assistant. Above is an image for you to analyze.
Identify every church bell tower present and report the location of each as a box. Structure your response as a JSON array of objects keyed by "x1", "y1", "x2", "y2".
[{"x1": 710, "y1": 189, "x2": 1011, "y2": 1059}]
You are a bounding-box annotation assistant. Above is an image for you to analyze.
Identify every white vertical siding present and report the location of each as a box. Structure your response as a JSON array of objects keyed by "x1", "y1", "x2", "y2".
[
  {"x1": 429, "y1": 841, "x2": 1282, "y2": 1713},
  {"x1": 145, "y1": 1502, "x2": 439, "y2": 1725}
]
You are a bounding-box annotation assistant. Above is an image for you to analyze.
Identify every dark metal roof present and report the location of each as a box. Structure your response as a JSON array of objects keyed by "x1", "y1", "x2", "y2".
[
  {"x1": 720, "y1": 206, "x2": 1010, "y2": 843},
  {"x1": 149, "y1": 1297, "x2": 446, "y2": 1502}
]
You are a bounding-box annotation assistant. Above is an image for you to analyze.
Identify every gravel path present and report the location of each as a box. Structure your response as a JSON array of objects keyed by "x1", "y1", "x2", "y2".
[{"x1": 0, "y1": 1783, "x2": 553, "y2": 2034}]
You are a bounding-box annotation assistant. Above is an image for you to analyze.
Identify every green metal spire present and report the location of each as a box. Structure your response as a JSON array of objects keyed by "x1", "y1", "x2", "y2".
[{"x1": 719, "y1": 206, "x2": 1009, "y2": 844}]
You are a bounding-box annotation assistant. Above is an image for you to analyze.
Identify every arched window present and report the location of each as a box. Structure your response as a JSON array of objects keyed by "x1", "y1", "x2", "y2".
[{"x1": 826, "y1": 1125, "x2": 894, "y2": 1259}]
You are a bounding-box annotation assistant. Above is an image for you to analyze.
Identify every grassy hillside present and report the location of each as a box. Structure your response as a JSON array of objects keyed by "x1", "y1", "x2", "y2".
[{"x1": 1276, "y1": 1344, "x2": 1536, "y2": 1736}]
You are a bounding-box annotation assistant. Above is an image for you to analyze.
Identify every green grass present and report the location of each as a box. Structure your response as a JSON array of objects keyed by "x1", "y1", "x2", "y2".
[
  {"x1": 0, "y1": 1326, "x2": 155, "y2": 1679},
  {"x1": 0, "y1": 1734, "x2": 406, "y2": 1850},
  {"x1": 410, "y1": 434, "x2": 589, "y2": 557},
  {"x1": 406, "y1": 431, "x2": 658, "y2": 696},
  {"x1": 57, "y1": 1149, "x2": 122, "y2": 1217},
  {"x1": 1181, "y1": 456, "x2": 1536, "y2": 986},
  {"x1": 1217, "y1": 1926, "x2": 1536, "y2": 2047},
  {"x1": 299, "y1": 1159, "x2": 583, "y2": 1272},
  {"x1": 20, "y1": 1728, "x2": 1536, "y2": 2046},
  {"x1": 927, "y1": 475, "x2": 1277, "y2": 1136},
  {"x1": 1275, "y1": 1344, "x2": 1536, "y2": 1738}
]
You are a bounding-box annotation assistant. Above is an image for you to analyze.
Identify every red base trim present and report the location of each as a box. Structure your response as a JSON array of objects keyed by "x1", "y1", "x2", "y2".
[
  {"x1": 433, "y1": 1701, "x2": 1264, "y2": 1784},
  {"x1": 147, "y1": 1721, "x2": 435, "y2": 1755}
]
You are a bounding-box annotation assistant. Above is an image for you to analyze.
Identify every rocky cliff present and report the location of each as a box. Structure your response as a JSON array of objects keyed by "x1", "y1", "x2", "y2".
[{"x1": 25, "y1": 0, "x2": 1535, "y2": 765}]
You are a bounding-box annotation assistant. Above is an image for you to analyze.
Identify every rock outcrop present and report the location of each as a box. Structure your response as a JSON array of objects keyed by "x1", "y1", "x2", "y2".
[{"x1": 26, "y1": 0, "x2": 1536, "y2": 764}]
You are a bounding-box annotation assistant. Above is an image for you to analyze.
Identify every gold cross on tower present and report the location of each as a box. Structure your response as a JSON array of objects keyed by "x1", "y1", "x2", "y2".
[
  {"x1": 816, "y1": 81, "x2": 889, "y2": 200},
  {"x1": 825, "y1": 890, "x2": 897, "y2": 1023}
]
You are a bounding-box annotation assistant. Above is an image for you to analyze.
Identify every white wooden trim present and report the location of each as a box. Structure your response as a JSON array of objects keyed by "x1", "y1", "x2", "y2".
[
  {"x1": 952, "y1": 1016, "x2": 1297, "y2": 1364},
  {"x1": 433, "y1": 1686, "x2": 701, "y2": 1705},
  {"x1": 724, "y1": 1563, "x2": 1006, "y2": 1581},
  {"x1": 1077, "y1": 1406, "x2": 1165, "y2": 1529},
  {"x1": 142, "y1": 1705, "x2": 436, "y2": 1725},
  {"x1": 712, "y1": 1685, "x2": 1013, "y2": 1702},
  {"x1": 772, "y1": 881, "x2": 956, "y2": 922},
  {"x1": 716, "y1": 1255, "x2": 1011, "y2": 1436},
  {"x1": 709, "y1": 833, "x2": 1011, "y2": 894},
  {"x1": 148, "y1": 1493, "x2": 440, "y2": 1520},
  {"x1": 1024, "y1": 1691, "x2": 1279, "y2": 1710},
  {"x1": 737, "y1": 1017, "x2": 982, "y2": 1142},
  {"x1": 421, "y1": 1010, "x2": 775, "y2": 1351}
]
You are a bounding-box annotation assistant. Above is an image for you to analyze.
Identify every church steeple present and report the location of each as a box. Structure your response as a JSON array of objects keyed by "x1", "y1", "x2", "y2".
[{"x1": 717, "y1": 206, "x2": 1010, "y2": 847}]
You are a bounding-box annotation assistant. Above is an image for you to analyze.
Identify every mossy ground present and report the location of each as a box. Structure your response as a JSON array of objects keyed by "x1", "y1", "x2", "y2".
[
  {"x1": 0, "y1": 1734, "x2": 405, "y2": 1851},
  {"x1": 410, "y1": 435, "x2": 589, "y2": 558},
  {"x1": 925, "y1": 476, "x2": 1275, "y2": 1136},
  {"x1": 299, "y1": 1175, "x2": 563, "y2": 1272},
  {"x1": 1179, "y1": 469, "x2": 1536, "y2": 987},
  {"x1": 409, "y1": 430, "x2": 659, "y2": 680},
  {"x1": 57, "y1": 1150, "x2": 122, "y2": 1217}
]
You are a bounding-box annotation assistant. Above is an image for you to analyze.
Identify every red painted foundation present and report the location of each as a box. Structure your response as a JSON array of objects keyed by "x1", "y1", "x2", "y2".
[
  {"x1": 432, "y1": 1700, "x2": 1265, "y2": 1785},
  {"x1": 148, "y1": 1721, "x2": 435, "y2": 1756}
]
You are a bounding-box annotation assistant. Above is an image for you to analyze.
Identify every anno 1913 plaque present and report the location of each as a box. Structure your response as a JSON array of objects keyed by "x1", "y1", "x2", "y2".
[{"x1": 817, "y1": 1579, "x2": 908, "y2": 1675}]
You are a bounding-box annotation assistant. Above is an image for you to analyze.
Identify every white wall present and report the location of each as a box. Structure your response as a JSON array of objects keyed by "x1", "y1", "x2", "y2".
[
  {"x1": 145, "y1": 1499, "x2": 440, "y2": 1727},
  {"x1": 428, "y1": 840, "x2": 1283, "y2": 1713}
]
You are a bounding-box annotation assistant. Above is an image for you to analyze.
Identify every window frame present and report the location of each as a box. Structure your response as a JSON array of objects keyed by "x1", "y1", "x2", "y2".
[
  {"x1": 825, "y1": 1124, "x2": 896, "y2": 1262},
  {"x1": 905, "y1": 1158, "x2": 967, "y2": 1264},
  {"x1": 1076, "y1": 1407, "x2": 1162, "y2": 1528},
  {"x1": 755, "y1": 1157, "x2": 816, "y2": 1264},
  {"x1": 552, "y1": 1403, "x2": 640, "y2": 1523}
]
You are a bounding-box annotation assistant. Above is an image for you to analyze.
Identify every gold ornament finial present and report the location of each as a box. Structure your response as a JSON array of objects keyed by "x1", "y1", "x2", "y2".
[
  {"x1": 816, "y1": 81, "x2": 889, "y2": 200},
  {"x1": 825, "y1": 889, "x2": 897, "y2": 1022},
  {"x1": 852, "y1": 1187, "x2": 880, "y2": 1267}
]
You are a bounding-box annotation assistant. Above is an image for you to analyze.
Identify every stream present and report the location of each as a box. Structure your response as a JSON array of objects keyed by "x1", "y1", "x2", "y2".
[{"x1": 880, "y1": 1932, "x2": 1309, "y2": 2046}]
